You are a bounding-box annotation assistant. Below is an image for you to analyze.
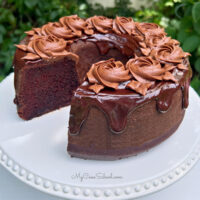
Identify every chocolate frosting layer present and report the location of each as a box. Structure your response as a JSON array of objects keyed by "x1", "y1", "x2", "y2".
[
  {"x1": 16, "y1": 35, "x2": 78, "y2": 62},
  {"x1": 151, "y1": 42, "x2": 190, "y2": 64},
  {"x1": 59, "y1": 15, "x2": 94, "y2": 36},
  {"x1": 136, "y1": 22, "x2": 166, "y2": 37},
  {"x1": 126, "y1": 56, "x2": 176, "y2": 83},
  {"x1": 113, "y1": 16, "x2": 135, "y2": 35},
  {"x1": 87, "y1": 58, "x2": 130, "y2": 93},
  {"x1": 41, "y1": 22, "x2": 75, "y2": 39},
  {"x1": 86, "y1": 16, "x2": 113, "y2": 33}
]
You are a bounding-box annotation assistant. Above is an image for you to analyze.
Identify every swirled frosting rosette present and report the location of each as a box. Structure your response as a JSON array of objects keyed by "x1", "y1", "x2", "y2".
[
  {"x1": 87, "y1": 58, "x2": 130, "y2": 93},
  {"x1": 113, "y1": 16, "x2": 135, "y2": 35},
  {"x1": 86, "y1": 16, "x2": 113, "y2": 33},
  {"x1": 16, "y1": 35, "x2": 78, "y2": 61},
  {"x1": 125, "y1": 56, "x2": 177, "y2": 95},
  {"x1": 135, "y1": 22, "x2": 169, "y2": 55},
  {"x1": 59, "y1": 15, "x2": 93, "y2": 36},
  {"x1": 151, "y1": 42, "x2": 190, "y2": 64},
  {"x1": 40, "y1": 22, "x2": 74, "y2": 39},
  {"x1": 136, "y1": 22, "x2": 166, "y2": 37},
  {"x1": 126, "y1": 56, "x2": 176, "y2": 83}
]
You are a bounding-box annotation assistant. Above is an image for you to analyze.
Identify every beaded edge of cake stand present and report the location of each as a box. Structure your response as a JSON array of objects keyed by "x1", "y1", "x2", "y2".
[{"x1": 0, "y1": 142, "x2": 200, "y2": 200}]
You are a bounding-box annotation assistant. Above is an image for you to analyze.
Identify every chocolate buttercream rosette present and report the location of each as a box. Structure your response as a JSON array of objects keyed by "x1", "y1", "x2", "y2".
[
  {"x1": 87, "y1": 58, "x2": 131, "y2": 94},
  {"x1": 15, "y1": 35, "x2": 78, "y2": 62},
  {"x1": 135, "y1": 22, "x2": 183, "y2": 57}
]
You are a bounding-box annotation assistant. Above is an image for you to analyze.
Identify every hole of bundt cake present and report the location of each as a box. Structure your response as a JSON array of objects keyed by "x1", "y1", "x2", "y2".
[
  {"x1": 70, "y1": 40, "x2": 130, "y2": 83},
  {"x1": 19, "y1": 58, "x2": 79, "y2": 120}
]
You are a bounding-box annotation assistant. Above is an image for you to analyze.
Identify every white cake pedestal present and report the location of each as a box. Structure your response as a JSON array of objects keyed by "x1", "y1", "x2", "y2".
[{"x1": 1, "y1": 73, "x2": 200, "y2": 200}]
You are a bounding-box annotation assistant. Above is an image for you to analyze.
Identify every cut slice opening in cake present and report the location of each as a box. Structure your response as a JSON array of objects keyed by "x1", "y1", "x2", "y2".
[
  {"x1": 70, "y1": 39, "x2": 131, "y2": 83},
  {"x1": 14, "y1": 33, "x2": 134, "y2": 120}
]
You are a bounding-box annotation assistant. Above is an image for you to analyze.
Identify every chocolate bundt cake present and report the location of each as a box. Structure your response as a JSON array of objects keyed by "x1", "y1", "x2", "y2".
[{"x1": 14, "y1": 15, "x2": 191, "y2": 160}]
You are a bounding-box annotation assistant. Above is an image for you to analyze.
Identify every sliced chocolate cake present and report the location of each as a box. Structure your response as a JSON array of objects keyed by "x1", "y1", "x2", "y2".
[{"x1": 14, "y1": 15, "x2": 191, "y2": 160}]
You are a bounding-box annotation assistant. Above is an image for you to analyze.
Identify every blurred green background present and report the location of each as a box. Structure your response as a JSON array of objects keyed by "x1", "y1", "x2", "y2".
[{"x1": 0, "y1": 0, "x2": 200, "y2": 95}]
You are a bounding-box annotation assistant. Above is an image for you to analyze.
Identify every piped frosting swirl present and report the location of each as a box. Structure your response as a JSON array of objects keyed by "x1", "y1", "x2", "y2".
[
  {"x1": 86, "y1": 16, "x2": 113, "y2": 33},
  {"x1": 151, "y1": 42, "x2": 190, "y2": 64},
  {"x1": 136, "y1": 22, "x2": 166, "y2": 37},
  {"x1": 59, "y1": 15, "x2": 93, "y2": 36},
  {"x1": 16, "y1": 35, "x2": 78, "y2": 62},
  {"x1": 126, "y1": 56, "x2": 176, "y2": 83},
  {"x1": 113, "y1": 16, "x2": 135, "y2": 35},
  {"x1": 41, "y1": 22, "x2": 75, "y2": 39},
  {"x1": 87, "y1": 58, "x2": 130, "y2": 93}
]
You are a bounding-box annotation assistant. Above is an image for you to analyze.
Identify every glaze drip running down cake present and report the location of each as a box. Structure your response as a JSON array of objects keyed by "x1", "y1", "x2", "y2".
[{"x1": 14, "y1": 15, "x2": 192, "y2": 160}]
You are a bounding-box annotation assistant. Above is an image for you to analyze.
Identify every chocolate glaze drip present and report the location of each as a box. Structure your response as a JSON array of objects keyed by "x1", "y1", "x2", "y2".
[
  {"x1": 181, "y1": 61, "x2": 192, "y2": 109},
  {"x1": 69, "y1": 66, "x2": 191, "y2": 135},
  {"x1": 156, "y1": 83, "x2": 178, "y2": 113},
  {"x1": 182, "y1": 75, "x2": 190, "y2": 109}
]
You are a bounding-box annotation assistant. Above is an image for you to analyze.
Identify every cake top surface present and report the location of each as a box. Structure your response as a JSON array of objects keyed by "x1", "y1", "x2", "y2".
[{"x1": 15, "y1": 15, "x2": 191, "y2": 96}]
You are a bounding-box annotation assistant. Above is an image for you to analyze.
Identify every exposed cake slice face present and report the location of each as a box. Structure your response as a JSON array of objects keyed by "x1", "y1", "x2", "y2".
[
  {"x1": 14, "y1": 58, "x2": 78, "y2": 120},
  {"x1": 14, "y1": 36, "x2": 79, "y2": 120}
]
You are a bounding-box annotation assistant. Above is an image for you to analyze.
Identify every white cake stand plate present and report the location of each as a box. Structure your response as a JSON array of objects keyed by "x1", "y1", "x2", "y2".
[{"x1": 0, "y1": 73, "x2": 200, "y2": 200}]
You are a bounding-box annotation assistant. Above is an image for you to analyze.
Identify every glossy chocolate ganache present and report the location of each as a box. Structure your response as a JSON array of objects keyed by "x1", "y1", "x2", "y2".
[{"x1": 69, "y1": 57, "x2": 191, "y2": 135}]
